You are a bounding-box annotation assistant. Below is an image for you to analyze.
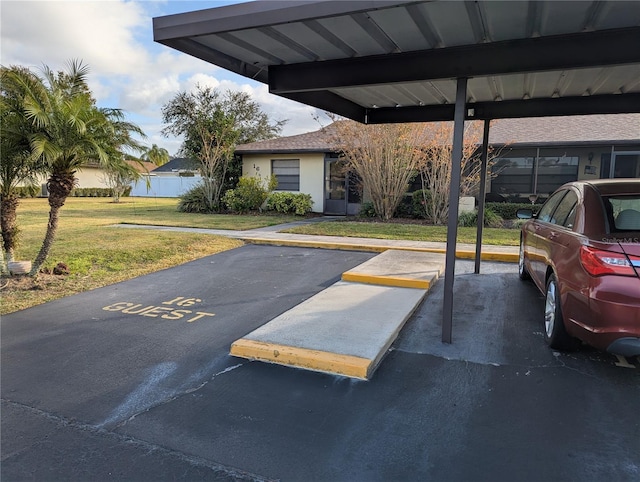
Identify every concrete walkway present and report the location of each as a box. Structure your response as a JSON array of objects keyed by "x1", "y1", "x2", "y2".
[{"x1": 114, "y1": 218, "x2": 519, "y2": 262}]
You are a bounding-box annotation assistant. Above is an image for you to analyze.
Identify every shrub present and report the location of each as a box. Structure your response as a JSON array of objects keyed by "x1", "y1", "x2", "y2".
[
  {"x1": 411, "y1": 189, "x2": 433, "y2": 219},
  {"x1": 178, "y1": 184, "x2": 213, "y2": 213},
  {"x1": 265, "y1": 192, "x2": 313, "y2": 215},
  {"x1": 510, "y1": 218, "x2": 528, "y2": 229},
  {"x1": 394, "y1": 194, "x2": 415, "y2": 218},
  {"x1": 458, "y1": 208, "x2": 503, "y2": 228},
  {"x1": 15, "y1": 185, "x2": 40, "y2": 198},
  {"x1": 359, "y1": 202, "x2": 377, "y2": 218},
  {"x1": 69, "y1": 188, "x2": 114, "y2": 198},
  {"x1": 222, "y1": 176, "x2": 275, "y2": 213}
]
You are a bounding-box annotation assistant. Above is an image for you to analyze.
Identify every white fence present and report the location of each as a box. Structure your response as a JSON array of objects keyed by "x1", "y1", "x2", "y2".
[{"x1": 130, "y1": 176, "x2": 201, "y2": 198}]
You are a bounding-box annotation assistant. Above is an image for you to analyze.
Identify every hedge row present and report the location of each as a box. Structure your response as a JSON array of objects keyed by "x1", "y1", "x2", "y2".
[
  {"x1": 484, "y1": 202, "x2": 539, "y2": 219},
  {"x1": 361, "y1": 196, "x2": 540, "y2": 221},
  {"x1": 70, "y1": 187, "x2": 132, "y2": 197},
  {"x1": 12, "y1": 186, "x2": 134, "y2": 198},
  {"x1": 14, "y1": 186, "x2": 41, "y2": 198}
]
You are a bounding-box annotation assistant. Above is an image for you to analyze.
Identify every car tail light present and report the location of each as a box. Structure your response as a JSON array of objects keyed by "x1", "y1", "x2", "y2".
[{"x1": 579, "y1": 246, "x2": 638, "y2": 277}]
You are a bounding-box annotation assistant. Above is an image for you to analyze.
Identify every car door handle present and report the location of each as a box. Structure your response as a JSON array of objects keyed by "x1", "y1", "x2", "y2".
[{"x1": 549, "y1": 232, "x2": 559, "y2": 240}]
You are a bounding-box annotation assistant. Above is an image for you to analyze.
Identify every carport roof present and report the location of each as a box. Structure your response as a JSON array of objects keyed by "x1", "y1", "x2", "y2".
[{"x1": 153, "y1": 0, "x2": 640, "y2": 123}]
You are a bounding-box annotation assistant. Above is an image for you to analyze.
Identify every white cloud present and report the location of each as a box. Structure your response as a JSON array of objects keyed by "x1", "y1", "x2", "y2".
[
  {"x1": 1, "y1": 1, "x2": 148, "y2": 76},
  {"x1": 0, "y1": 0, "x2": 328, "y2": 154}
]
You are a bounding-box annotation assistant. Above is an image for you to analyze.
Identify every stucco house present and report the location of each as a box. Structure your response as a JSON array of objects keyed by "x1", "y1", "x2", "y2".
[
  {"x1": 235, "y1": 114, "x2": 640, "y2": 215},
  {"x1": 31, "y1": 160, "x2": 157, "y2": 196}
]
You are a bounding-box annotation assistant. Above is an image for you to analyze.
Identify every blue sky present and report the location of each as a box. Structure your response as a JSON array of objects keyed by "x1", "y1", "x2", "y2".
[{"x1": 1, "y1": 0, "x2": 330, "y2": 156}]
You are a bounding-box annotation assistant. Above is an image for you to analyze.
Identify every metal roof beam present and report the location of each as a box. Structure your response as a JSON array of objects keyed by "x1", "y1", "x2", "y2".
[
  {"x1": 365, "y1": 93, "x2": 640, "y2": 123},
  {"x1": 304, "y1": 19, "x2": 358, "y2": 57},
  {"x1": 269, "y1": 27, "x2": 640, "y2": 93},
  {"x1": 158, "y1": 38, "x2": 269, "y2": 83},
  {"x1": 257, "y1": 27, "x2": 319, "y2": 62},
  {"x1": 278, "y1": 91, "x2": 368, "y2": 123},
  {"x1": 472, "y1": 93, "x2": 640, "y2": 119}
]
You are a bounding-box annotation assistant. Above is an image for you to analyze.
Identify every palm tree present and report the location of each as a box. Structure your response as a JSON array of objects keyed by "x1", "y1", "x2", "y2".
[
  {"x1": 0, "y1": 66, "x2": 45, "y2": 271},
  {"x1": 6, "y1": 60, "x2": 146, "y2": 275},
  {"x1": 142, "y1": 143, "x2": 170, "y2": 166},
  {"x1": 100, "y1": 108, "x2": 147, "y2": 202}
]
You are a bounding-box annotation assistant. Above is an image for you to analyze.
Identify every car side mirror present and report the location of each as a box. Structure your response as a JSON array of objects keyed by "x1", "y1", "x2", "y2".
[{"x1": 517, "y1": 208, "x2": 534, "y2": 219}]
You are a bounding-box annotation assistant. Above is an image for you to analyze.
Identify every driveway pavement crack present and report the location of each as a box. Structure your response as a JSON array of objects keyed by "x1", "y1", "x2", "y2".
[{"x1": 1, "y1": 398, "x2": 274, "y2": 481}]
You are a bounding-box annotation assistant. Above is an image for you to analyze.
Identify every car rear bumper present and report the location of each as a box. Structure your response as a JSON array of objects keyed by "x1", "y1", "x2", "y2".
[
  {"x1": 607, "y1": 337, "x2": 640, "y2": 357},
  {"x1": 567, "y1": 275, "x2": 640, "y2": 354}
]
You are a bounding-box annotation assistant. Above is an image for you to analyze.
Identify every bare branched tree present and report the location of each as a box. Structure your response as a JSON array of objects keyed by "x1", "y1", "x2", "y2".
[
  {"x1": 328, "y1": 120, "x2": 425, "y2": 220},
  {"x1": 416, "y1": 121, "x2": 486, "y2": 224}
]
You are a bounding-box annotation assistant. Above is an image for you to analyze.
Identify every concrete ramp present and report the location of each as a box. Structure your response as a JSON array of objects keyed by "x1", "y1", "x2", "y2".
[
  {"x1": 230, "y1": 250, "x2": 445, "y2": 379},
  {"x1": 342, "y1": 249, "x2": 443, "y2": 289}
]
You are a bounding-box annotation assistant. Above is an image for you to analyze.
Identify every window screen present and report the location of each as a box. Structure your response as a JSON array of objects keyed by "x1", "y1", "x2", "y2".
[{"x1": 272, "y1": 159, "x2": 300, "y2": 191}]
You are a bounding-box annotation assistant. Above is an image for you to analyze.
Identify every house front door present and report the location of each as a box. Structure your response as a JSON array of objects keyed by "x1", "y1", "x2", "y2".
[
  {"x1": 324, "y1": 159, "x2": 347, "y2": 215},
  {"x1": 324, "y1": 158, "x2": 362, "y2": 215}
]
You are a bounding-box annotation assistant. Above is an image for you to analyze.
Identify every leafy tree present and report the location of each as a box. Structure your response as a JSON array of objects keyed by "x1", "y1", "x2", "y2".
[
  {"x1": 142, "y1": 143, "x2": 170, "y2": 166},
  {"x1": 162, "y1": 85, "x2": 286, "y2": 212},
  {"x1": 5, "y1": 60, "x2": 145, "y2": 275},
  {"x1": 0, "y1": 66, "x2": 45, "y2": 271}
]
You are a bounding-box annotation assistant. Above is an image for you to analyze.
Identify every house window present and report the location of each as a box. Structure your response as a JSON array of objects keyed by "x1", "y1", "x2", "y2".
[
  {"x1": 491, "y1": 156, "x2": 535, "y2": 196},
  {"x1": 536, "y1": 154, "x2": 579, "y2": 194},
  {"x1": 272, "y1": 159, "x2": 300, "y2": 191},
  {"x1": 490, "y1": 150, "x2": 580, "y2": 201}
]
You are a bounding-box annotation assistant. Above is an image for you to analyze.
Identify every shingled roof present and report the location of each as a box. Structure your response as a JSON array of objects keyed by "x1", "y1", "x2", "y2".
[
  {"x1": 488, "y1": 114, "x2": 640, "y2": 146},
  {"x1": 151, "y1": 157, "x2": 199, "y2": 173},
  {"x1": 126, "y1": 160, "x2": 158, "y2": 174},
  {"x1": 235, "y1": 114, "x2": 640, "y2": 154},
  {"x1": 235, "y1": 123, "x2": 340, "y2": 154}
]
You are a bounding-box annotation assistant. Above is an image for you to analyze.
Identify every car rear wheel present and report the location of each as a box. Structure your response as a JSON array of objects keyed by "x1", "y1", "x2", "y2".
[
  {"x1": 518, "y1": 237, "x2": 531, "y2": 281},
  {"x1": 544, "y1": 274, "x2": 577, "y2": 350}
]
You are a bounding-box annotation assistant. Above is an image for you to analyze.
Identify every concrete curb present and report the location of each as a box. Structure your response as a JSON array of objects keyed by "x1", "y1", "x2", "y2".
[
  {"x1": 230, "y1": 339, "x2": 372, "y2": 379},
  {"x1": 341, "y1": 272, "x2": 433, "y2": 289}
]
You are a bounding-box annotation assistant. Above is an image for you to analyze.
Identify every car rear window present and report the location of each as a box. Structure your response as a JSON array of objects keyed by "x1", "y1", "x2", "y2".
[{"x1": 605, "y1": 196, "x2": 640, "y2": 232}]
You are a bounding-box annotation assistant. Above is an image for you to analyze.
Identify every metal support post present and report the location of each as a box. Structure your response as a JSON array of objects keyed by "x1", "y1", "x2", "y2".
[
  {"x1": 442, "y1": 77, "x2": 467, "y2": 344},
  {"x1": 474, "y1": 119, "x2": 491, "y2": 274}
]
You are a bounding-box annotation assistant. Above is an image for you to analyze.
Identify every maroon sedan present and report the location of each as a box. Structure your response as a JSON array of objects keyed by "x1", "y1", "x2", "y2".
[{"x1": 518, "y1": 179, "x2": 640, "y2": 356}]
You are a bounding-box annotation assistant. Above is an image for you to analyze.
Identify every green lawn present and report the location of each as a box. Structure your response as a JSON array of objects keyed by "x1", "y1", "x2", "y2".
[
  {"x1": 2, "y1": 197, "x2": 255, "y2": 314},
  {"x1": 33, "y1": 197, "x2": 303, "y2": 230},
  {"x1": 283, "y1": 220, "x2": 521, "y2": 246},
  {"x1": 2, "y1": 198, "x2": 519, "y2": 314}
]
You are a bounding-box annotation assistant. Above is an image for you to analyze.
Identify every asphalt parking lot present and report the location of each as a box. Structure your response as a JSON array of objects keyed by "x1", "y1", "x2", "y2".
[{"x1": 2, "y1": 245, "x2": 639, "y2": 481}]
